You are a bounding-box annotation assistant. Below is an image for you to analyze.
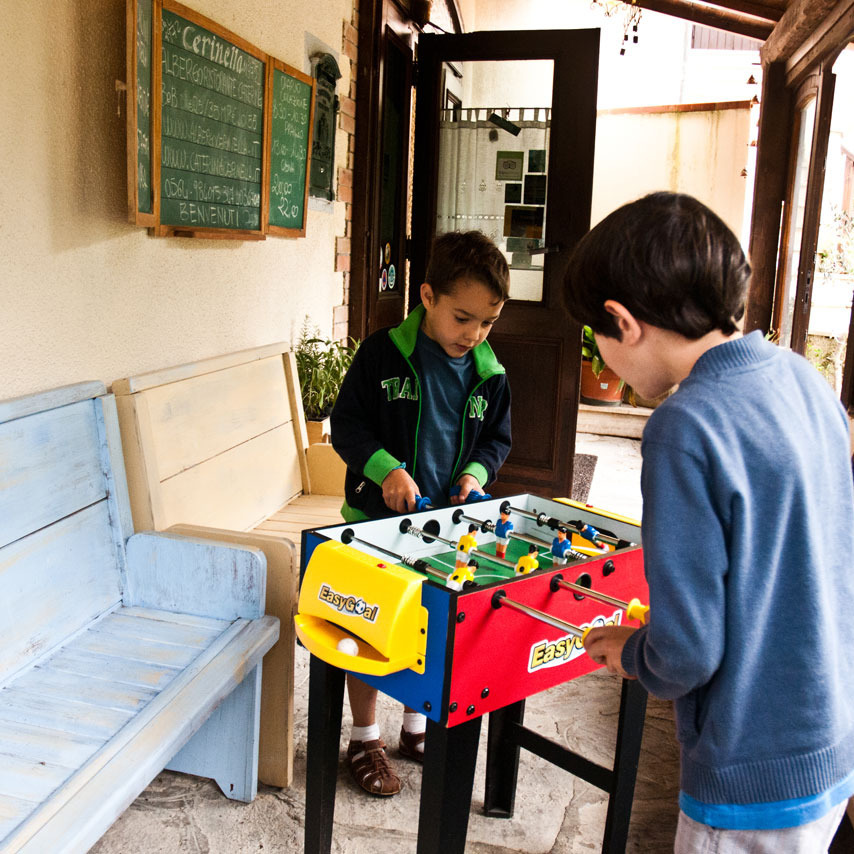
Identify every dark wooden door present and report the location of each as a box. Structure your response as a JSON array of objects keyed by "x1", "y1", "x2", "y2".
[{"x1": 411, "y1": 29, "x2": 600, "y2": 499}]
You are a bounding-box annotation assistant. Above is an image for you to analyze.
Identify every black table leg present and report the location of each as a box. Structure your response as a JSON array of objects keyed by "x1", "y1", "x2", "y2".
[
  {"x1": 602, "y1": 678, "x2": 648, "y2": 854},
  {"x1": 304, "y1": 657, "x2": 345, "y2": 854},
  {"x1": 417, "y1": 716, "x2": 482, "y2": 854},
  {"x1": 483, "y1": 700, "x2": 526, "y2": 818}
]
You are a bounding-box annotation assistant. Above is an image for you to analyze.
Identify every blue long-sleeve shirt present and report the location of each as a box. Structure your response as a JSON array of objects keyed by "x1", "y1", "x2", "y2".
[{"x1": 622, "y1": 331, "x2": 854, "y2": 822}]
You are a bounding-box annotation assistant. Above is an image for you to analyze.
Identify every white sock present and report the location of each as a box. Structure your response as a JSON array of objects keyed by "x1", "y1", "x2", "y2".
[
  {"x1": 402, "y1": 712, "x2": 426, "y2": 734},
  {"x1": 351, "y1": 723, "x2": 380, "y2": 745}
]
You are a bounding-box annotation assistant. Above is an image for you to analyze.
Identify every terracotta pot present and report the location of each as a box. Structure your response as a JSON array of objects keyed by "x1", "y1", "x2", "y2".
[{"x1": 580, "y1": 360, "x2": 624, "y2": 406}]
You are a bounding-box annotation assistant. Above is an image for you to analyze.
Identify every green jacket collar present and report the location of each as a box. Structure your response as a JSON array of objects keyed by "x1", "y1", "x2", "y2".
[{"x1": 388, "y1": 303, "x2": 505, "y2": 380}]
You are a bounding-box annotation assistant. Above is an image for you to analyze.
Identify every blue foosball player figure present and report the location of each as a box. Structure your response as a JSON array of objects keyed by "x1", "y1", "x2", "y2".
[
  {"x1": 494, "y1": 508, "x2": 514, "y2": 559},
  {"x1": 551, "y1": 526, "x2": 574, "y2": 565}
]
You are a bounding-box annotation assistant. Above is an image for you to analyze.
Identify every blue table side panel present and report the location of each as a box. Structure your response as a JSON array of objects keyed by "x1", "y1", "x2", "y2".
[{"x1": 359, "y1": 581, "x2": 451, "y2": 724}]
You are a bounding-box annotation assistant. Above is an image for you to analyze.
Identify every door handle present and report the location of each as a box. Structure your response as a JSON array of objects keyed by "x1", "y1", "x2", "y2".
[{"x1": 529, "y1": 244, "x2": 563, "y2": 256}]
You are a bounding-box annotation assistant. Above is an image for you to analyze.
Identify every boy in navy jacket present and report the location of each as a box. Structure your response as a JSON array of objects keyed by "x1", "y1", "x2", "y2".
[{"x1": 331, "y1": 230, "x2": 512, "y2": 795}]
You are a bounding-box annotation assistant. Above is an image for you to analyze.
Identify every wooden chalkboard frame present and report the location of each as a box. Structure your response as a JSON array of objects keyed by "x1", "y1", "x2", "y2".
[
  {"x1": 264, "y1": 59, "x2": 316, "y2": 239},
  {"x1": 126, "y1": 0, "x2": 156, "y2": 226},
  {"x1": 153, "y1": 0, "x2": 268, "y2": 240},
  {"x1": 126, "y1": 0, "x2": 318, "y2": 240}
]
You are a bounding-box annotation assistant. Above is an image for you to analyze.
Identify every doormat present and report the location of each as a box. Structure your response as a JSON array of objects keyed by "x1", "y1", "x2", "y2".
[{"x1": 571, "y1": 454, "x2": 597, "y2": 504}]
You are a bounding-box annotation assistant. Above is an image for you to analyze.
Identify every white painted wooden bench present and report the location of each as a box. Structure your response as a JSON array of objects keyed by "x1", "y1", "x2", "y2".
[
  {"x1": 0, "y1": 382, "x2": 279, "y2": 854},
  {"x1": 113, "y1": 343, "x2": 346, "y2": 788}
]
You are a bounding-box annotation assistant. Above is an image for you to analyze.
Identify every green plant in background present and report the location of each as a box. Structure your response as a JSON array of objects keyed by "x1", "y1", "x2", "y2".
[
  {"x1": 582, "y1": 324, "x2": 607, "y2": 378},
  {"x1": 294, "y1": 319, "x2": 358, "y2": 421},
  {"x1": 816, "y1": 207, "x2": 854, "y2": 279}
]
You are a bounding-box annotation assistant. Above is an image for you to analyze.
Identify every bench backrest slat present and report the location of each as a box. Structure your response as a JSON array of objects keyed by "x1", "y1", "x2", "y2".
[
  {"x1": 0, "y1": 400, "x2": 107, "y2": 550},
  {"x1": 0, "y1": 385, "x2": 127, "y2": 686},
  {"x1": 115, "y1": 347, "x2": 306, "y2": 532},
  {"x1": 0, "y1": 502, "x2": 122, "y2": 683}
]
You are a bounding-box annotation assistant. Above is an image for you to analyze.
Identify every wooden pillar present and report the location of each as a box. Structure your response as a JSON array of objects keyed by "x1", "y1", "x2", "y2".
[{"x1": 744, "y1": 62, "x2": 791, "y2": 335}]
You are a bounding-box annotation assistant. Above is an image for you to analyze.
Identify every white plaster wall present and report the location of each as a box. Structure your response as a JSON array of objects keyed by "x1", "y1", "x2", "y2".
[
  {"x1": 592, "y1": 108, "x2": 752, "y2": 235},
  {"x1": 0, "y1": 0, "x2": 351, "y2": 398}
]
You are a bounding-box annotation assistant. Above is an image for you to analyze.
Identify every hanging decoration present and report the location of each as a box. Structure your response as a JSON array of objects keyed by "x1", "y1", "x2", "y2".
[{"x1": 590, "y1": 0, "x2": 643, "y2": 55}]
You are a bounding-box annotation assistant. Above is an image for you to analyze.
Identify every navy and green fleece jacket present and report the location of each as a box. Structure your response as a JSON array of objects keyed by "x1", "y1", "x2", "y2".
[{"x1": 330, "y1": 305, "x2": 512, "y2": 521}]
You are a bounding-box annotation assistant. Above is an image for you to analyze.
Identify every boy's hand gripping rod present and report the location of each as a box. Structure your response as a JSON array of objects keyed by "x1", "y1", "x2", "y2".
[
  {"x1": 500, "y1": 500, "x2": 632, "y2": 548},
  {"x1": 412, "y1": 487, "x2": 491, "y2": 512},
  {"x1": 550, "y1": 574, "x2": 649, "y2": 623}
]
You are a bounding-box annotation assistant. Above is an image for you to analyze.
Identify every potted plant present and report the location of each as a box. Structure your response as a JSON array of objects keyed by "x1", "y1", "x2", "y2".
[
  {"x1": 580, "y1": 325, "x2": 624, "y2": 406},
  {"x1": 294, "y1": 319, "x2": 358, "y2": 444}
]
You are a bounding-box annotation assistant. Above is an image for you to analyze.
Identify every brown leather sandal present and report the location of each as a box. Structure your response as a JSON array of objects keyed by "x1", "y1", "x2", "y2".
[
  {"x1": 398, "y1": 727, "x2": 425, "y2": 763},
  {"x1": 346, "y1": 739, "x2": 401, "y2": 796}
]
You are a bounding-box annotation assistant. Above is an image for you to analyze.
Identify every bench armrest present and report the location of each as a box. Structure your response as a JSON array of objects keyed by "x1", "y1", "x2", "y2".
[{"x1": 125, "y1": 531, "x2": 267, "y2": 620}]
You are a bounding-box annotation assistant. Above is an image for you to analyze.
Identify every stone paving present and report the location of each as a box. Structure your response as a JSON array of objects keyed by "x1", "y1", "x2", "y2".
[{"x1": 93, "y1": 436, "x2": 687, "y2": 853}]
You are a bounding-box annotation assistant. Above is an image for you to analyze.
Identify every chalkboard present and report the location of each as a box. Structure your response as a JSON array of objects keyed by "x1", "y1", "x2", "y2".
[
  {"x1": 266, "y1": 60, "x2": 315, "y2": 237},
  {"x1": 158, "y1": 2, "x2": 266, "y2": 235}
]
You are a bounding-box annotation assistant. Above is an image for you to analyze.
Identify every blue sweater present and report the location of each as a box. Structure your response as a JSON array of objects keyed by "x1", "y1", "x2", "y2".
[{"x1": 622, "y1": 331, "x2": 854, "y2": 814}]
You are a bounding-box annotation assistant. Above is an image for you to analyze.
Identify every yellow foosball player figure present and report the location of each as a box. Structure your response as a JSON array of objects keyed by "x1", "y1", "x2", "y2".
[
  {"x1": 455, "y1": 524, "x2": 479, "y2": 569},
  {"x1": 448, "y1": 558, "x2": 478, "y2": 591},
  {"x1": 515, "y1": 544, "x2": 539, "y2": 575}
]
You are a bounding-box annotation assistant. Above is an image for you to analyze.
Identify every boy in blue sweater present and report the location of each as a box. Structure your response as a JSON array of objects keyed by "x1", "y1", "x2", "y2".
[
  {"x1": 331, "y1": 230, "x2": 512, "y2": 796},
  {"x1": 565, "y1": 192, "x2": 854, "y2": 852}
]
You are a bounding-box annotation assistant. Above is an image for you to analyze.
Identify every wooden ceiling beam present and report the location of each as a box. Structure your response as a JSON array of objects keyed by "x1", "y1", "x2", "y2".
[
  {"x1": 761, "y1": 0, "x2": 850, "y2": 65},
  {"x1": 709, "y1": 1, "x2": 784, "y2": 23},
  {"x1": 629, "y1": 0, "x2": 774, "y2": 39}
]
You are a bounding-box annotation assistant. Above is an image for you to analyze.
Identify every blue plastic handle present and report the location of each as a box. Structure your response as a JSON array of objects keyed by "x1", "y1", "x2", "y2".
[
  {"x1": 412, "y1": 495, "x2": 433, "y2": 511},
  {"x1": 449, "y1": 486, "x2": 492, "y2": 503}
]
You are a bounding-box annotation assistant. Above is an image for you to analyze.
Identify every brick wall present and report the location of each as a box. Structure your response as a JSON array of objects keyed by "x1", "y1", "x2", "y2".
[{"x1": 333, "y1": 0, "x2": 360, "y2": 342}]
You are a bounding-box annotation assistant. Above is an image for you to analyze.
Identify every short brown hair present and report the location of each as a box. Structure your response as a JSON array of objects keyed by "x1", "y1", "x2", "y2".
[{"x1": 426, "y1": 231, "x2": 510, "y2": 302}]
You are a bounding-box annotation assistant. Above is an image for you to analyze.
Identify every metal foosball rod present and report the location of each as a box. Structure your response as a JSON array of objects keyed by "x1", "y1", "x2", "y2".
[
  {"x1": 491, "y1": 590, "x2": 591, "y2": 642},
  {"x1": 500, "y1": 501, "x2": 627, "y2": 548},
  {"x1": 550, "y1": 574, "x2": 650, "y2": 623},
  {"x1": 451, "y1": 508, "x2": 554, "y2": 550},
  {"x1": 399, "y1": 518, "x2": 517, "y2": 571},
  {"x1": 340, "y1": 528, "x2": 453, "y2": 585}
]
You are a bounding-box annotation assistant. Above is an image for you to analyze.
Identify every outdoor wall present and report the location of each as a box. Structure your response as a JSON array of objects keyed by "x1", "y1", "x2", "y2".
[
  {"x1": 592, "y1": 106, "x2": 752, "y2": 235},
  {"x1": 0, "y1": 0, "x2": 352, "y2": 399}
]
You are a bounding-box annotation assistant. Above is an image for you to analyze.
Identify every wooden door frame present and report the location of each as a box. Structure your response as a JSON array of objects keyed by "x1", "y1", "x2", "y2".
[
  {"x1": 349, "y1": 1, "x2": 416, "y2": 341},
  {"x1": 787, "y1": 66, "x2": 836, "y2": 354}
]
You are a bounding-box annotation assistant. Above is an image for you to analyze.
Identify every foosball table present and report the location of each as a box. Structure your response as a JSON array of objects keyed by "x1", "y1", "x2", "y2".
[{"x1": 296, "y1": 493, "x2": 648, "y2": 854}]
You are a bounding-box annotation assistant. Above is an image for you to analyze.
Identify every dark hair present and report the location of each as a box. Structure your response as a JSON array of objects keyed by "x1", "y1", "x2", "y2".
[
  {"x1": 563, "y1": 193, "x2": 751, "y2": 339},
  {"x1": 426, "y1": 231, "x2": 510, "y2": 302}
]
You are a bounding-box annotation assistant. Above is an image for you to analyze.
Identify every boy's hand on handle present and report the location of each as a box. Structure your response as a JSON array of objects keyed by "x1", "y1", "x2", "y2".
[
  {"x1": 382, "y1": 467, "x2": 420, "y2": 514},
  {"x1": 583, "y1": 625, "x2": 638, "y2": 679},
  {"x1": 451, "y1": 474, "x2": 481, "y2": 505}
]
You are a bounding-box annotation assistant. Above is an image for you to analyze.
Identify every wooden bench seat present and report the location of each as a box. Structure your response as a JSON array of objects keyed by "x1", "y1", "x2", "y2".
[
  {"x1": 113, "y1": 343, "x2": 346, "y2": 788},
  {"x1": 0, "y1": 382, "x2": 279, "y2": 853}
]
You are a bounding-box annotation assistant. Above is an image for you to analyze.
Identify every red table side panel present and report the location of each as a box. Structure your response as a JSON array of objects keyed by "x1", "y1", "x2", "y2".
[{"x1": 446, "y1": 548, "x2": 647, "y2": 727}]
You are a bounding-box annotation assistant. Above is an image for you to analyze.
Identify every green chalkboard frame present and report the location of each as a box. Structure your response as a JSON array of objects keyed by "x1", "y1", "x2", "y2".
[
  {"x1": 126, "y1": 0, "x2": 156, "y2": 226},
  {"x1": 264, "y1": 59, "x2": 315, "y2": 238}
]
